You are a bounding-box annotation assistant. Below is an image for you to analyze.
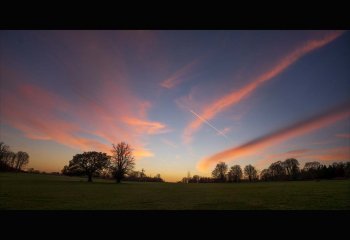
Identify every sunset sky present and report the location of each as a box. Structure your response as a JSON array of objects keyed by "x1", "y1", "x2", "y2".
[{"x1": 1, "y1": 30, "x2": 349, "y2": 182}]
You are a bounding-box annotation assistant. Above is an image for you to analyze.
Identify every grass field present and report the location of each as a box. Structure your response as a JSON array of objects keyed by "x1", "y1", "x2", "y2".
[{"x1": 0, "y1": 172, "x2": 349, "y2": 210}]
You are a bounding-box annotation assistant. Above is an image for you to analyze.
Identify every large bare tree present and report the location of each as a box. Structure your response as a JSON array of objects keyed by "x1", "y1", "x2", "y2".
[
  {"x1": 110, "y1": 142, "x2": 135, "y2": 183},
  {"x1": 0, "y1": 142, "x2": 11, "y2": 170},
  {"x1": 15, "y1": 151, "x2": 29, "y2": 171},
  {"x1": 0, "y1": 142, "x2": 10, "y2": 159}
]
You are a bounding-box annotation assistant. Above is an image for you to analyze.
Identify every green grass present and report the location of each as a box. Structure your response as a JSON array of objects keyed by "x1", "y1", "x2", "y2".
[{"x1": 1, "y1": 172, "x2": 349, "y2": 210}]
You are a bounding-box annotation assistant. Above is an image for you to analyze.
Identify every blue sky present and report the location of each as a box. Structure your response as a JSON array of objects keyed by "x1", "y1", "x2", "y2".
[{"x1": 1, "y1": 30, "x2": 349, "y2": 181}]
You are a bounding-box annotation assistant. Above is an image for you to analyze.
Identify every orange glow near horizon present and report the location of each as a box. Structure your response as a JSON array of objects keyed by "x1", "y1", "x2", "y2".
[
  {"x1": 1, "y1": 81, "x2": 166, "y2": 161},
  {"x1": 1, "y1": 30, "x2": 349, "y2": 182}
]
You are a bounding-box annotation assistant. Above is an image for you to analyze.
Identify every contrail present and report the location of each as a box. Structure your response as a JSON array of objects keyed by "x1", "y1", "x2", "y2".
[
  {"x1": 183, "y1": 31, "x2": 346, "y2": 141},
  {"x1": 189, "y1": 109, "x2": 233, "y2": 143}
]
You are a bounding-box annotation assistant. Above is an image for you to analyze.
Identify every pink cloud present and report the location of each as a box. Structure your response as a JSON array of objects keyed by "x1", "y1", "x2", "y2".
[
  {"x1": 184, "y1": 31, "x2": 346, "y2": 143},
  {"x1": 336, "y1": 133, "x2": 350, "y2": 139},
  {"x1": 160, "y1": 59, "x2": 200, "y2": 89},
  {"x1": 256, "y1": 146, "x2": 350, "y2": 170},
  {"x1": 303, "y1": 146, "x2": 350, "y2": 162},
  {"x1": 123, "y1": 117, "x2": 169, "y2": 135},
  {"x1": 255, "y1": 149, "x2": 312, "y2": 169},
  {"x1": 197, "y1": 102, "x2": 350, "y2": 170},
  {"x1": 1, "y1": 74, "x2": 167, "y2": 159},
  {"x1": 310, "y1": 139, "x2": 337, "y2": 145}
]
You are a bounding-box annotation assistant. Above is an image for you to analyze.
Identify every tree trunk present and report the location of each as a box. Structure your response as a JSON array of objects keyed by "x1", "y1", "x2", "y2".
[
  {"x1": 88, "y1": 174, "x2": 92, "y2": 182},
  {"x1": 116, "y1": 178, "x2": 121, "y2": 183}
]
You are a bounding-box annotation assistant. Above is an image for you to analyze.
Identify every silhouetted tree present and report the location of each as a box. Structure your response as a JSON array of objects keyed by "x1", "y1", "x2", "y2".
[
  {"x1": 228, "y1": 165, "x2": 242, "y2": 182},
  {"x1": 192, "y1": 175, "x2": 200, "y2": 183},
  {"x1": 259, "y1": 160, "x2": 350, "y2": 181},
  {"x1": 128, "y1": 170, "x2": 141, "y2": 179},
  {"x1": 63, "y1": 151, "x2": 109, "y2": 182},
  {"x1": 1, "y1": 151, "x2": 16, "y2": 169},
  {"x1": 124, "y1": 170, "x2": 164, "y2": 182},
  {"x1": 110, "y1": 142, "x2": 135, "y2": 183},
  {"x1": 0, "y1": 142, "x2": 9, "y2": 158},
  {"x1": 268, "y1": 161, "x2": 286, "y2": 180},
  {"x1": 303, "y1": 161, "x2": 321, "y2": 171},
  {"x1": 332, "y1": 162, "x2": 345, "y2": 178},
  {"x1": 140, "y1": 168, "x2": 147, "y2": 181},
  {"x1": 99, "y1": 168, "x2": 111, "y2": 179},
  {"x1": 244, "y1": 164, "x2": 257, "y2": 182},
  {"x1": 15, "y1": 151, "x2": 29, "y2": 171},
  {"x1": 212, "y1": 162, "x2": 228, "y2": 182},
  {"x1": 0, "y1": 142, "x2": 11, "y2": 171},
  {"x1": 260, "y1": 169, "x2": 272, "y2": 181},
  {"x1": 303, "y1": 161, "x2": 322, "y2": 179},
  {"x1": 1, "y1": 142, "x2": 30, "y2": 172},
  {"x1": 283, "y1": 158, "x2": 300, "y2": 180},
  {"x1": 344, "y1": 162, "x2": 350, "y2": 178},
  {"x1": 8, "y1": 152, "x2": 17, "y2": 168}
]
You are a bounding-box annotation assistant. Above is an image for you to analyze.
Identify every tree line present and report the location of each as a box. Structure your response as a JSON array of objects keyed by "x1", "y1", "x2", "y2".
[
  {"x1": 0, "y1": 142, "x2": 30, "y2": 172},
  {"x1": 124, "y1": 170, "x2": 163, "y2": 182},
  {"x1": 181, "y1": 158, "x2": 350, "y2": 183},
  {"x1": 62, "y1": 142, "x2": 163, "y2": 183},
  {"x1": 261, "y1": 160, "x2": 350, "y2": 181}
]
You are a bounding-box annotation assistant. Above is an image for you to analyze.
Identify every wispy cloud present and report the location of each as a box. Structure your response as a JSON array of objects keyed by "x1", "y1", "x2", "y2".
[
  {"x1": 0, "y1": 77, "x2": 166, "y2": 159},
  {"x1": 255, "y1": 146, "x2": 350, "y2": 169},
  {"x1": 255, "y1": 149, "x2": 312, "y2": 169},
  {"x1": 336, "y1": 133, "x2": 350, "y2": 139},
  {"x1": 197, "y1": 101, "x2": 350, "y2": 170},
  {"x1": 161, "y1": 138, "x2": 178, "y2": 148},
  {"x1": 303, "y1": 146, "x2": 350, "y2": 162},
  {"x1": 310, "y1": 139, "x2": 337, "y2": 145},
  {"x1": 217, "y1": 127, "x2": 231, "y2": 136},
  {"x1": 160, "y1": 59, "x2": 199, "y2": 89},
  {"x1": 184, "y1": 31, "x2": 346, "y2": 143},
  {"x1": 123, "y1": 117, "x2": 170, "y2": 135}
]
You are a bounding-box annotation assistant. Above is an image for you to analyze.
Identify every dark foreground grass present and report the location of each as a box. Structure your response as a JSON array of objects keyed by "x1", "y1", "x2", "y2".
[{"x1": 0, "y1": 172, "x2": 349, "y2": 210}]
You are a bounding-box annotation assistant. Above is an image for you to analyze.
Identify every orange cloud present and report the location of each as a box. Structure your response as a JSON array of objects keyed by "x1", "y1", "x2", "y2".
[
  {"x1": 123, "y1": 117, "x2": 169, "y2": 135},
  {"x1": 184, "y1": 31, "x2": 345, "y2": 143},
  {"x1": 160, "y1": 59, "x2": 199, "y2": 89},
  {"x1": 2, "y1": 86, "x2": 113, "y2": 153},
  {"x1": 197, "y1": 102, "x2": 350, "y2": 170},
  {"x1": 0, "y1": 76, "x2": 166, "y2": 159},
  {"x1": 134, "y1": 148, "x2": 154, "y2": 158}
]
